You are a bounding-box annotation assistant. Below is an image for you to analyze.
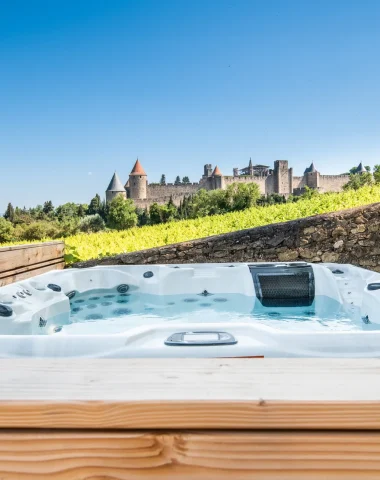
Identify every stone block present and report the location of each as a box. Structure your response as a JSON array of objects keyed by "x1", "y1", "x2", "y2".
[
  {"x1": 332, "y1": 226, "x2": 347, "y2": 238},
  {"x1": 321, "y1": 252, "x2": 339, "y2": 262},
  {"x1": 333, "y1": 240, "x2": 344, "y2": 249},
  {"x1": 303, "y1": 226, "x2": 316, "y2": 235},
  {"x1": 278, "y1": 250, "x2": 299, "y2": 261}
]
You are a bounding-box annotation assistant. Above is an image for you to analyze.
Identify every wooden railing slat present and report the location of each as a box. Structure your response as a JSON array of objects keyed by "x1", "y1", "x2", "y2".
[{"x1": 0, "y1": 241, "x2": 64, "y2": 286}]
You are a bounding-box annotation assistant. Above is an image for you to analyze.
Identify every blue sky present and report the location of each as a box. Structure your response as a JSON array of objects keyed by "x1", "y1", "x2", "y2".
[{"x1": 1, "y1": 0, "x2": 380, "y2": 209}]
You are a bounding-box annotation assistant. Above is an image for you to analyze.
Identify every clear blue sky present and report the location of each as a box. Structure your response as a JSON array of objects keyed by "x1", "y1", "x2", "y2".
[{"x1": 1, "y1": 0, "x2": 380, "y2": 209}]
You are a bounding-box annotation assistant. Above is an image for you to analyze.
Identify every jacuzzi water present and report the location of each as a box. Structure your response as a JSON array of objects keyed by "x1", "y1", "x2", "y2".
[
  {"x1": 1, "y1": 261, "x2": 380, "y2": 357},
  {"x1": 63, "y1": 290, "x2": 358, "y2": 335}
]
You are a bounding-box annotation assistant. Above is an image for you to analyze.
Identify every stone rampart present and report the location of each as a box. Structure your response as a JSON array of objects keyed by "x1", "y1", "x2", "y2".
[
  {"x1": 319, "y1": 175, "x2": 350, "y2": 193},
  {"x1": 146, "y1": 183, "x2": 199, "y2": 200}
]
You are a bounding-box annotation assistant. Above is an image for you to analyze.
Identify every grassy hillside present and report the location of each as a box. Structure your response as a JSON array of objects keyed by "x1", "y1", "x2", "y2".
[{"x1": 3, "y1": 185, "x2": 380, "y2": 264}]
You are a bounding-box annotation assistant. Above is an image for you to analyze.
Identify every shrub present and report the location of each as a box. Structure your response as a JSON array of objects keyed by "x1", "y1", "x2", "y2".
[
  {"x1": 19, "y1": 222, "x2": 59, "y2": 241},
  {"x1": 78, "y1": 214, "x2": 106, "y2": 233},
  {"x1": 0, "y1": 218, "x2": 14, "y2": 243}
]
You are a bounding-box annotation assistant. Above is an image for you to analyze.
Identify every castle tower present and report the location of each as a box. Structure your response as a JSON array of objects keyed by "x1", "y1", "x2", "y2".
[
  {"x1": 304, "y1": 162, "x2": 320, "y2": 189},
  {"x1": 356, "y1": 162, "x2": 367, "y2": 174},
  {"x1": 248, "y1": 158, "x2": 254, "y2": 176},
  {"x1": 203, "y1": 164, "x2": 213, "y2": 178},
  {"x1": 129, "y1": 158, "x2": 147, "y2": 200},
  {"x1": 212, "y1": 165, "x2": 225, "y2": 190},
  {"x1": 274, "y1": 160, "x2": 290, "y2": 195},
  {"x1": 106, "y1": 172, "x2": 126, "y2": 203}
]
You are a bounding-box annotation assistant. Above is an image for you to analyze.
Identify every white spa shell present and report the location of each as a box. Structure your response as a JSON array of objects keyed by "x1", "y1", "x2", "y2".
[{"x1": 0, "y1": 262, "x2": 380, "y2": 358}]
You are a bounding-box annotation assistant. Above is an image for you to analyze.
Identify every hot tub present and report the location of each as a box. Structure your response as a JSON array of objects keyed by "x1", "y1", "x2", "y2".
[{"x1": 1, "y1": 262, "x2": 380, "y2": 358}]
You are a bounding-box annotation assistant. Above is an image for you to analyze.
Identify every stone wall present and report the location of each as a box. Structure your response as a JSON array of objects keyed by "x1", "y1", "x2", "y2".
[
  {"x1": 134, "y1": 193, "x2": 190, "y2": 209},
  {"x1": 73, "y1": 202, "x2": 380, "y2": 271},
  {"x1": 146, "y1": 183, "x2": 199, "y2": 199},
  {"x1": 223, "y1": 175, "x2": 273, "y2": 194},
  {"x1": 319, "y1": 175, "x2": 350, "y2": 193}
]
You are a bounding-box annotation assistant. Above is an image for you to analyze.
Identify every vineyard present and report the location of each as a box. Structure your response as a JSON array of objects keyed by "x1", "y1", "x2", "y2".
[{"x1": 3, "y1": 185, "x2": 380, "y2": 264}]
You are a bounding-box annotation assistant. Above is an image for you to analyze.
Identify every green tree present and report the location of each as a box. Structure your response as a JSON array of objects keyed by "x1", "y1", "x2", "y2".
[
  {"x1": 174, "y1": 176, "x2": 181, "y2": 185},
  {"x1": 136, "y1": 207, "x2": 149, "y2": 226},
  {"x1": 0, "y1": 217, "x2": 14, "y2": 243},
  {"x1": 160, "y1": 174, "x2": 166, "y2": 185},
  {"x1": 373, "y1": 165, "x2": 380, "y2": 184},
  {"x1": 55, "y1": 202, "x2": 79, "y2": 221},
  {"x1": 226, "y1": 182, "x2": 260, "y2": 211},
  {"x1": 77, "y1": 204, "x2": 88, "y2": 217},
  {"x1": 98, "y1": 199, "x2": 108, "y2": 220},
  {"x1": 3, "y1": 203, "x2": 15, "y2": 223},
  {"x1": 182, "y1": 176, "x2": 190, "y2": 184},
  {"x1": 29, "y1": 204, "x2": 44, "y2": 220},
  {"x1": 88, "y1": 194, "x2": 102, "y2": 215},
  {"x1": 300, "y1": 185, "x2": 320, "y2": 200},
  {"x1": 107, "y1": 196, "x2": 137, "y2": 230},
  {"x1": 42, "y1": 200, "x2": 54, "y2": 215},
  {"x1": 343, "y1": 172, "x2": 373, "y2": 191},
  {"x1": 149, "y1": 203, "x2": 162, "y2": 225},
  {"x1": 161, "y1": 196, "x2": 177, "y2": 222}
]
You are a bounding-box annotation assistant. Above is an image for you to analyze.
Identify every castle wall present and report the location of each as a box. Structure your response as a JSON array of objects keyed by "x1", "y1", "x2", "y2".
[
  {"x1": 146, "y1": 183, "x2": 199, "y2": 200},
  {"x1": 134, "y1": 193, "x2": 190, "y2": 209},
  {"x1": 223, "y1": 175, "x2": 268, "y2": 194},
  {"x1": 318, "y1": 175, "x2": 350, "y2": 193},
  {"x1": 292, "y1": 176, "x2": 306, "y2": 189}
]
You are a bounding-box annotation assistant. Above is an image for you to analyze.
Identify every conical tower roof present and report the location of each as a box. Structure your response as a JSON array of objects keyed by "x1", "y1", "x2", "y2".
[
  {"x1": 249, "y1": 157, "x2": 253, "y2": 167},
  {"x1": 304, "y1": 162, "x2": 317, "y2": 174},
  {"x1": 106, "y1": 172, "x2": 125, "y2": 192},
  {"x1": 130, "y1": 158, "x2": 147, "y2": 176},
  {"x1": 212, "y1": 165, "x2": 222, "y2": 176},
  {"x1": 357, "y1": 162, "x2": 366, "y2": 173}
]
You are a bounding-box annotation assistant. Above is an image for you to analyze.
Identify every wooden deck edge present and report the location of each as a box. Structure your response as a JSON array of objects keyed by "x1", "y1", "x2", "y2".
[
  {"x1": 0, "y1": 430, "x2": 378, "y2": 479},
  {"x1": 0, "y1": 399, "x2": 379, "y2": 430},
  {"x1": 0, "y1": 358, "x2": 378, "y2": 429}
]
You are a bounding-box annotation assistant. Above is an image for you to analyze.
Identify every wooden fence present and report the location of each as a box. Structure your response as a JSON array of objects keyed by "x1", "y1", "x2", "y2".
[
  {"x1": 0, "y1": 358, "x2": 380, "y2": 479},
  {"x1": 0, "y1": 241, "x2": 65, "y2": 286}
]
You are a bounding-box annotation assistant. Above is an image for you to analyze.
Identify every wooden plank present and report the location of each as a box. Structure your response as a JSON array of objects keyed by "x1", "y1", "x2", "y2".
[
  {"x1": 0, "y1": 257, "x2": 64, "y2": 279},
  {"x1": 0, "y1": 359, "x2": 379, "y2": 429},
  {"x1": 0, "y1": 258, "x2": 65, "y2": 287},
  {"x1": 0, "y1": 431, "x2": 379, "y2": 479},
  {"x1": 0, "y1": 241, "x2": 65, "y2": 253},
  {"x1": 0, "y1": 241, "x2": 65, "y2": 286},
  {"x1": 0, "y1": 241, "x2": 64, "y2": 273}
]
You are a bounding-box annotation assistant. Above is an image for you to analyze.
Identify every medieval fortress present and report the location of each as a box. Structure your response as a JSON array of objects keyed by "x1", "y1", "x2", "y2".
[{"x1": 105, "y1": 158, "x2": 365, "y2": 209}]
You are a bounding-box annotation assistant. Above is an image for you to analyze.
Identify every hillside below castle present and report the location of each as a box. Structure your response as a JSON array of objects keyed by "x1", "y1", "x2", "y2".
[{"x1": 105, "y1": 158, "x2": 363, "y2": 208}]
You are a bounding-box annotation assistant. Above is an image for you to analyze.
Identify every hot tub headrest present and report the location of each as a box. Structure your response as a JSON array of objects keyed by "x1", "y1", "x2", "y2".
[{"x1": 249, "y1": 263, "x2": 315, "y2": 307}]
